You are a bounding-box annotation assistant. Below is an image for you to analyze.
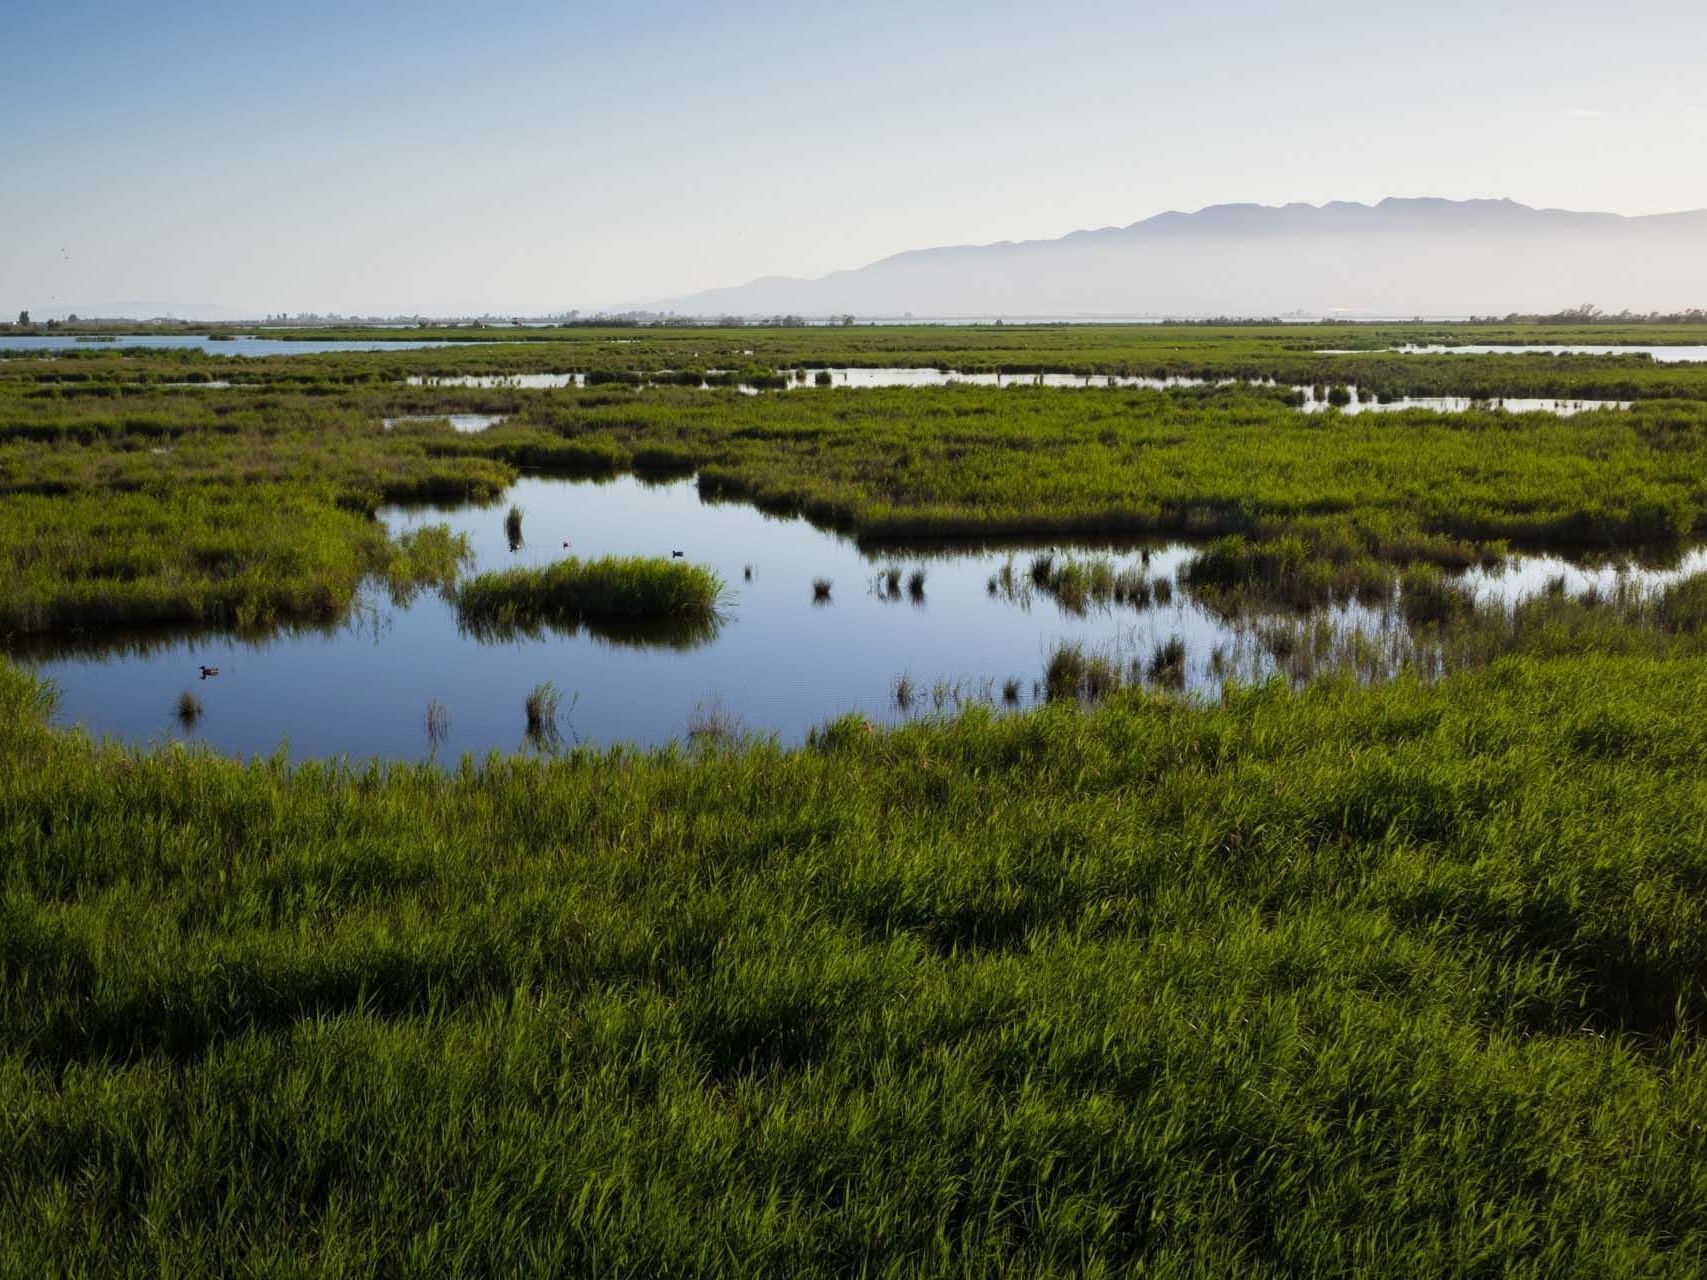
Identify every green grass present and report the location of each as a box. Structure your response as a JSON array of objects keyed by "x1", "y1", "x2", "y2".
[
  {"x1": 8, "y1": 341, "x2": 1707, "y2": 638},
  {"x1": 455, "y1": 555, "x2": 724, "y2": 632},
  {"x1": 3, "y1": 655, "x2": 1707, "y2": 1272},
  {"x1": 7, "y1": 326, "x2": 1707, "y2": 1271}
]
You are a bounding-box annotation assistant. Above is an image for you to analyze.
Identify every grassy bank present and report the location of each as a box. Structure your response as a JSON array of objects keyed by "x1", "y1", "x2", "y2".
[{"x1": 2, "y1": 655, "x2": 1706, "y2": 1273}]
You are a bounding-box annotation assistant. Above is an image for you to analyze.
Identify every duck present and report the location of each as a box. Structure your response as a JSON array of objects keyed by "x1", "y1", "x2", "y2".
[
  {"x1": 199, "y1": 665, "x2": 220, "y2": 679},
  {"x1": 671, "y1": 550, "x2": 685, "y2": 559}
]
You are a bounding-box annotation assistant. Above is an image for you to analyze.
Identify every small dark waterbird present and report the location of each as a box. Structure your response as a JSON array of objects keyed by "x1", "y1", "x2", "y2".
[
  {"x1": 199, "y1": 665, "x2": 219, "y2": 679},
  {"x1": 671, "y1": 550, "x2": 684, "y2": 558}
]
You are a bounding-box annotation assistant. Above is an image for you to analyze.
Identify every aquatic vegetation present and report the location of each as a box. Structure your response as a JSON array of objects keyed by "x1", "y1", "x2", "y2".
[
  {"x1": 174, "y1": 690, "x2": 202, "y2": 726},
  {"x1": 1148, "y1": 635, "x2": 1188, "y2": 685},
  {"x1": 812, "y1": 577, "x2": 833, "y2": 602},
  {"x1": 686, "y1": 698, "x2": 744, "y2": 747},
  {"x1": 1400, "y1": 564, "x2": 1476, "y2": 625},
  {"x1": 524, "y1": 680, "x2": 562, "y2": 746},
  {"x1": 455, "y1": 556, "x2": 724, "y2": 630},
  {"x1": 424, "y1": 698, "x2": 450, "y2": 746},
  {"x1": 1044, "y1": 641, "x2": 1124, "y2": 702}
]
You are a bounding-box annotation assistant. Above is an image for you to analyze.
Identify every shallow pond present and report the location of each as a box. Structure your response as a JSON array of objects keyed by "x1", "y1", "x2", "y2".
[
  {"x1": 408, "y1": 369, "x2": 1629, "y2": 416},
  {"x1": 14, "y1": 476, "x2": 1703, "y2": 763},
  {"x1": 1322, "y1": 345, "x2": 1707, "y2": 363},
  {"x1": 382, "y1": 413, "x2": 510, "y2": 433},
  {"x1": 0, "y1": 335, "x2": 497, "y2": 356}
]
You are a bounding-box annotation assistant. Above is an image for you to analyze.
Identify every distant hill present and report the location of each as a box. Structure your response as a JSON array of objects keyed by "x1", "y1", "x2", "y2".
[{"x1": 647, "y1": 198, "x2": 1707, "y2": 319}]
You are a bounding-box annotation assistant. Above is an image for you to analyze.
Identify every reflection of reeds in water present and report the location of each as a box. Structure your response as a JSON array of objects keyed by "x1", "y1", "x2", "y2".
[
  {"x1": 874, "y1": 564, "x2": 927, "y2": 603},
  {"x1": 425, "y1": 699, "x2": 450, "y2": 747},
  {"x1": 458, "y1": 609, "x2": 725, "y2": 651},
  {"x1": 990, "y1": 554, "x2": 1159, "y2": 616}
]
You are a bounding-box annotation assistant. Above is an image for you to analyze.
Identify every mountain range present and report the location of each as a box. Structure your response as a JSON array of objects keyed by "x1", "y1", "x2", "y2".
[{"x1": 646, "y1": 198, "x2": 1707, "y2": 319}]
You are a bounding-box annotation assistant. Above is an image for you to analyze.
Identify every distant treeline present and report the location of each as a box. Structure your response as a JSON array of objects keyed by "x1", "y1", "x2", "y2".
[{"x1": 1469, "y1": 304, "x2": 1707, "y2": 325}]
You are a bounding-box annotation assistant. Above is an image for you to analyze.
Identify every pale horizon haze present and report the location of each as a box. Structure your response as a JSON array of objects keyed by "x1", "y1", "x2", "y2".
[{"x1": 5, "y1": 0, "x2": 1706, "y2": 316}]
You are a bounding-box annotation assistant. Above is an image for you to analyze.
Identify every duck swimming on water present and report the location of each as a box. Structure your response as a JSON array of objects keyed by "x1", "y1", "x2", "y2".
[{"x1": 199, "y1": 665, "x2": 219, "y2": 679}]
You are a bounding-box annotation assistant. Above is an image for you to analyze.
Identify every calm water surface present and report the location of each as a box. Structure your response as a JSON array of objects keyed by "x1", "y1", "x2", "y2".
[
  {"x1": 0, "y1": 335, "x2": 497, "y2": 356},
  {"x1": 15, "y1": 475, "x2": 1702, "y2": 763},
  {"x1": 1322, "y1": 345, "x2": 1707, "y2": 363},
  {"x1": 408, "y1": 369, "x2": 1629, "y2": 416}
]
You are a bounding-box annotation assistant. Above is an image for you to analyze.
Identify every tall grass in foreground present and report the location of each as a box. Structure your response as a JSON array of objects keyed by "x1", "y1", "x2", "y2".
[
  {"x1": 2, "y1": 655, "x2": 1707, "y2": 1272},
  {"x1": 455, "y1": 556, "x2": 724, "y2": 631}
]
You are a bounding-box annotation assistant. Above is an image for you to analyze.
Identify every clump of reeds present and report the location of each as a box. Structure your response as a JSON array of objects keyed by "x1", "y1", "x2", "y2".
[
  {"x1": 1001, "y1": 677, "x2": 1022, "y2": 705},
  {"x1": 907, "y1": 568, "x2": 926, "y2": 602},
  {"x1": 893, "y1": 673, "x2": 915, "y2": 711},
  {"x1": 1044, "y1": 642, "x2": 1124, "y2": 702},
  {"x1": 456, "y1": 557, "x2": 725, "y2": 630},
  {"x1": 524, "y1": 681, "x2": 562, "y2": 746},
  {"x1": 175, "y1": 691, "x2": 202, "y2": 727},
  {"x1": 806, "y1": 711, "x2": 872, "y2": 751},
  {"x1": 1148, "y1": 635, "x2": 1187, "y2": 685},
  {"x1": 1400, "y1": 565, "x2": 1475, "y2": 625},
  {"x1": 883, "y1": 566, "x2": 903, "y2": 598},
  {"x1": 743, "y1": 564, "x2": 754, "y2": 581},
  {"x1": 813, "y1": 370, "x2": 833, "y2": 386},
  {"x1": 504, "y1": 504, "x2": 524, "y2": 548},
  {"x1": 686, "y1": 699, "x2": 742, "y2": 748},
  {"x1": 812, "y1": 578, "x2": 833, "y2": 603},
  {"x1": 425, "y1": 699, "x2": 450, "y2": 746}
]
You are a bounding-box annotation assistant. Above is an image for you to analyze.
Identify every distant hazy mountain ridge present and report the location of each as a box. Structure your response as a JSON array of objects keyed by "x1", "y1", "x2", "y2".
[{"x1": 650, "y1": 198, "x2": 1707, "y2": 318}]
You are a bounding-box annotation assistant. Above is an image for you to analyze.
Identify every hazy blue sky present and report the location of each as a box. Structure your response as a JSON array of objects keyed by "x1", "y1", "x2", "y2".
[{"x1": 5, "y1": 0, "x2": 1704, "y2": 315}]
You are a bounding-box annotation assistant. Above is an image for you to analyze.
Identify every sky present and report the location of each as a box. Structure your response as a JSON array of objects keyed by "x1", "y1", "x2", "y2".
[{"x1": 4, "y1": 0, "x2": 1706, "y2": 317}]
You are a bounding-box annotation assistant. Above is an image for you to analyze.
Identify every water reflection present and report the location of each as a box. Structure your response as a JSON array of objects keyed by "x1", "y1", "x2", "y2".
[
  {"x1": 406, "y1": 368, "x2": 1630, "y2": 417},
  {"x1": 10, "y1": 474, "x2": 1702, "y2": 762},
  {"x1": 1321, "y1": 344, "x2": 1707, "y2": 363}
]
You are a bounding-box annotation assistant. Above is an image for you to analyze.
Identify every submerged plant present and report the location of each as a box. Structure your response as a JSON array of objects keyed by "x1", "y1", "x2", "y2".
[{"x1": 424, "y1": 699, "x2": 450, "y2": 747}]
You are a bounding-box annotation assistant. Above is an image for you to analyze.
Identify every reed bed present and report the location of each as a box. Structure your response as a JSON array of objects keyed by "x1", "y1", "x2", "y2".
[{"x1": 455, "y1": 555, "x2": 724, "y2": 630}]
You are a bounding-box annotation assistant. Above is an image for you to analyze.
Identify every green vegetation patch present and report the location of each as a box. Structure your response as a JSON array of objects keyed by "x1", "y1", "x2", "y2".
[
  {"x1": 455, "y1": 555, "x2": 725, "y2": 629},
  {"x1": 2, "y1": 656, "x2": 1707, "y2": 1272}
]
